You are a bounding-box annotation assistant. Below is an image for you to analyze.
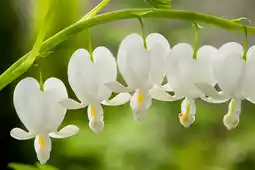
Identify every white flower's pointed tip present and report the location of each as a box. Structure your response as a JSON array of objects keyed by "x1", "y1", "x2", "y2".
[
  {"x1": 223, "y1": 114, "x2": 239, "y2": 131},
  {"x1": 37, "y1": 152, "x2": 50, "y2": 164},
  {"x1": 89, "y1": 121, "x2": 104, "y2": 134},
  {"x1": 178, "y1": 113, "x2": 195, "y2": 128},
  {"x1": 133, "y1": 110, "x2": 147, "y2": 122}
]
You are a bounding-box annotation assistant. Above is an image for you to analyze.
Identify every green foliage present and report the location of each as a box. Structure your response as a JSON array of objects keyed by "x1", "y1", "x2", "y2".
[
  {"x1": 8, "y1": 163, "x2": 59, "y2": 170},
  {"x1": 145, "y1": 0, "x2": 172, "y2": 9}
]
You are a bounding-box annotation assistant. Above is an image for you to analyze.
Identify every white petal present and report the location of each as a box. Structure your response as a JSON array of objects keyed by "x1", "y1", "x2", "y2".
[
  {"x1": 178, "y1": 98, "x2": 196, "y2": 128},
  {"x1": 101, "y1": 93, "x2": 131, "y2": 106},
  {"x1": 44, "y1": 77, "x2": 68, "y2": 101},
  {"x1": 130, "y1": 89, "x2": 152, "y2": 122},
  {"x1": 59, "y1": 98, "x2": 87, "y2": 109},
  {"x1": 49, "y1": 125, "x2": 79, "y2": 138},
  {"x1": 87, "y1": 103, "x2": 104, "y2": 123},
  {"x1": 196, "y1": 45, "x2": 218, "y2": 86},
  {"x1": 10, "y1": 128, "x2": 35, "y2": 140},
  {"x1": 214, "y1": 50, "x2": 245, "y2": 96},
  {"x1": 162, "y1": 83, "x2": 174, "y2": 92},
  {"x1": 93, "y1": 46, "x2": 117, "y2": 83},
  {"x1": 13, "y1": 77, "x2": 45, "y2": 133},
  {"x1": 146, "y1": 33, "x2": 170, "y2": 85},
  {"x1": 149, "y1": 87, "x2": 183, "y2": 101},
  {"x1": 43, "y1": 78, "x2": 69, "y2": 132},
  {"x1": 34, "y1": 135, "x2": 51, "y2": 164},
  {"x1": 105, "y1": 81, "x2": 134, "y2": 93},
  {"x1": 242, "y1": 45, "x2": 255, "y2": 99},
  {"x1": 93, "y1": 47, "x2": 117, "y2": 100},
  {"x1": 67, "y1": 49, "x2": 99, "y2": 103},
  {"x1": 223, "y1": 99, "x2": 241, "y2": 130},
  {"x1": 166, "y1": 43, "x2": 196, "y2": 94},
  {"x1": 200, "y1": 96, "x2": 229, "y2": 104},
  {"x1": 195, "y1": 83, "x2": 229, "y2": 100},
  {"x1": 117, "y1": 34, "x2": 150, "y2": 89},
  {"x1": 89, "y1": 120, "x2": 104, "y2": 134},
  {"x1": 215, "y1": 42, "x2": 243, "y2": 62}
]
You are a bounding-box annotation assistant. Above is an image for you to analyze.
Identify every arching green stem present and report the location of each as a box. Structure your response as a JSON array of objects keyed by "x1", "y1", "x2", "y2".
[
  {"x1": 79, "y1": 0, "x2": 111, "y2": 22},
  {"x1": 243, "y1": 25, "x2": 248, "y2": 61},
  {"x1": 87, "y1": 29, "x2": 94, "y2": 61},
  {"x1": 39, "y1": 66, "x2": 44, "y2": 92},
  {"x1": 138, "y1": 17, "x2": 147, "y2": 49},
  {"x1": 1, "y1": 9, "x2": 255, "y2": 91},
  {"x1": 192, "y1": 23, "x2": 200, "y2": 60}
]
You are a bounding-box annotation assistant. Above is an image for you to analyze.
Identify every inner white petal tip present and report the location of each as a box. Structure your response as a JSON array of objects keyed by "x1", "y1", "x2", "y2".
[{"x1": 89, "y1": 121, "x2": 104, "y2": 134}]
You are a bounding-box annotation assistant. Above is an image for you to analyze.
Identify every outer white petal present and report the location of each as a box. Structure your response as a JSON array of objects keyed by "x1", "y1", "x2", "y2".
[
  {"x1": 93, "y1": 46, "x2": 117, "y2": 83},
  {"x1": 178, "y1": 98, "x2": 196, "y2": 128},
  {"x1": 243, "y1": 45, "x2": 255, "y2": 100},
  {"x1": 117, "y1": 34, "x2": 150, "y2": 89},
  {"x1": 93, "y1": 47, "x2": 117, "y2": 100},
  {"x1": 105, "y1": 81, "x2": 134, "y2": 93},
  {"x1": 10, "y1": 128, "x2": 35, "y2": 140},
  {"x1": 59, "y1": 98, "x2": 87, "y2": 110},
  {"x1": 146, "y1": 33, "x2": 170, "y2": 85},
  {"x1": 49, "y1": 125, "x2": 79, "y2": 138},
  {"x1": 87, "y1": 104, "x2": 104, "y2": 134},
  {"x1": 166, "y1": 43, "x2": 196, "y2": 95},
  {"x1": 34, "y1": 135, "x2": 51, "y2": 164},
  {"x1": 149, "y1": 87, "x2": 183, "y2": 101},
  {"x1": 196, "y1": 45, "x2": 218, "y2": 86},
  {"x1": 67, "y1": 49, "x2": 99, "y2": 103},
  {"x1": 215, "y1": 42, "x2": 243, "y2": 62},
  {"x1": 214, "y1": 50, "x2": 245, "y2": 96},
  {"x1": 130, "y1": 89, "x2": 152, "y2": 122},
  {"x1": 43, "y1": 78, "x2": 68, "y2": 132},
  {"x1": 13, "y1": 77, "x2": 46, "y2": 133},
  {"x1": 223, "y1": 99, "x2": 241, "y2": 130},
  {"x1": 101, "y1": 93, "x2": 131, "y2": 106}
]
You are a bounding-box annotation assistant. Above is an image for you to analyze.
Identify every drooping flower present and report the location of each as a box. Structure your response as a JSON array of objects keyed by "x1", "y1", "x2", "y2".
[
  {"x1": 10, "y1": 77, "x2": 79, "y2": 164},
  {"x1": 60, "y1": 47, "x2": 131, "y2": 134},
  {"x1": 165, "y1": 43, "x2": 226, "y2": 127},
  {"x1": 106, "y1": 33, "x2": 178, "y2": 122},
  {"x1": 196, "y1": 42, "x2": 255, "y2": 130}
]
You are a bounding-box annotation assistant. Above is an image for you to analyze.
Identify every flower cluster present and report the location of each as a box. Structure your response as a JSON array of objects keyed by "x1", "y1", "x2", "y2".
[{"x1": 10, "y1": 32, "x2": 255, "y2": 164}]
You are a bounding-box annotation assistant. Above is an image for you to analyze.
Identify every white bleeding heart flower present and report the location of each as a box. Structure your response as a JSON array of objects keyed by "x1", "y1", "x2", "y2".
[
  {"x1": 166, "y1": 43, "x2": 224, "y2": 127},
  {"x1": 106, "y1": 33, "x2": 178, "y2": 122},
  {"x1": 196, "y1": 42, "x2": 255, "y2": 130},
  {"x1": 10, "y1": 77, "x2": 79, "y2": 164},
  {"x1": 60, "y1": 47, "x2": 131, "y2": 134}
]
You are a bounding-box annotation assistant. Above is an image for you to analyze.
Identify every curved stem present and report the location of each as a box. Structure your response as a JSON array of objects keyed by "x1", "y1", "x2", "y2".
[
  {"x1": 192, "y1": 23, "x2": 200, "y2": 60},
  {"x1": 138, "y1": 17, "x2": 147, "y2": 49},
  {"x1": 1, "y1": 8, "x2": 255, "y2": 91},
  {"x1": 243, "y1": 25, "x2": 248, "y2": 61}
]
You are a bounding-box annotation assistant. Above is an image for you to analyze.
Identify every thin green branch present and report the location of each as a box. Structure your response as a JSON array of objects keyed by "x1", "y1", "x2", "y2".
[
  {"x1": 192, "y1": 23, "x2": 200, "y2": 60},
  {"x1": 79, "y1": 0, "x2": 111, "y2": 22},
  {"x1": 1, "y1": 8, "x2": 255, "y2": 90},
  {"x1": 138, "y1": 17, "x2": 147, "y2": 49},
  {"x1": 243, "y1": 25, "x2": 248, "y2": 61}
]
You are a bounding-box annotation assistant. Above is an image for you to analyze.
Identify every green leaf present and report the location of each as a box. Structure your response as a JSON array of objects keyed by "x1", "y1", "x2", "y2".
[
  {"x1": 8, "y1": 163, "x2": 38, "y2": 170},
  {"x1": 36, "y1": 163, "x2": 59, "y2": 170},
  {"x1": 8, "y1": 163, "x2": 59, "y2": 170},
  {"x1": 145, "y1": 0, "x2": 172, "y2": 9}
]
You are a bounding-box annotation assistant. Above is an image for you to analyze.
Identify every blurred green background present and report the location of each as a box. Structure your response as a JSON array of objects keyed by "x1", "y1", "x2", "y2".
[{"x1": 1, "y1": 0, "x2": 255, "y2": 169}]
